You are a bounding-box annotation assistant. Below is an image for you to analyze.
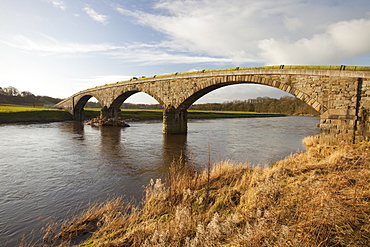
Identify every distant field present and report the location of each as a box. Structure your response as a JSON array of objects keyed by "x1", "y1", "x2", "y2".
[
  {"x1": 0, "y1": 105, "x2": 285, "y2": 123},
  {"x1": 0, "y1": 105, "x2": 71, "y2": 123},
  {"x1": 0, "y1": 105, "x2": 63, "y2": 113}
]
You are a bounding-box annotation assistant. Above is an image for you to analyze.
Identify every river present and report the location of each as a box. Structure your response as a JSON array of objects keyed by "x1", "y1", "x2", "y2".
[{"x1": 0, "y1": 116, "x2": 319, "y2": 245}]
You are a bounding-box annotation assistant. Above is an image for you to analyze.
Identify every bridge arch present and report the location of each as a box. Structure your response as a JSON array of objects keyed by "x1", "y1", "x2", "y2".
[
  {"x1": 106, "y1": 90, "x2": 164, "y2": 118},
  {"x1": 73, "y1": 94, "x2": 105, "y2": 121},
  {"x1": 110, "y1": 90, "x2": 163, "y2": 108},
  {"x1": 177, "y1": 77, "x2": 325, "y2": 114}
]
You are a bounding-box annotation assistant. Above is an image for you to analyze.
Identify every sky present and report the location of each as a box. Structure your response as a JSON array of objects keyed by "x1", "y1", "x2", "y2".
[{"x1": 1, "y1": 0, "x2": 370, "y2": 104}]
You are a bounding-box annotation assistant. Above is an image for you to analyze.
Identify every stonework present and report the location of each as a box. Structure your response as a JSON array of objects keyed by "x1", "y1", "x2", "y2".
[{"x1": 56, "y1": 68, "x2": 370, "y2": 143}]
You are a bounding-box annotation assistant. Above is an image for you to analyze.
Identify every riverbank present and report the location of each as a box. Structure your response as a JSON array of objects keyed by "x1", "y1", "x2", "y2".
[
  {"x1": 28, "y1": 136, "x2": 370, "y2": 246},
  {"x1": 0, "y1": 105, "x2": 73, "y2": 123},
  {"x1": 0, "y1": 105, "x2": 285, "y2": 124}
]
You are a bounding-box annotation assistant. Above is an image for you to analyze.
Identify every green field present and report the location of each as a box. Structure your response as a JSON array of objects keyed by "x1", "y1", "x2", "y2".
[
  {"x1": 0, "y1": 105, "x2": 64, "y2": 113},
  {"x1": 0, "y1": 105, "x2": 72, "y2": 123},
  {"x1": 0, "y1": 105, "x2": 285, "y2": 123}
]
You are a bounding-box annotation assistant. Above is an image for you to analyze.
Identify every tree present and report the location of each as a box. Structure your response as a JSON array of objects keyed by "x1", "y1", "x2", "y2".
[
  {"x1": 3, "y1": 86, "x2": 20, "y2": 96},
  {"x1": 21, "y1": 91, "x2": 35, "y2": 98}
]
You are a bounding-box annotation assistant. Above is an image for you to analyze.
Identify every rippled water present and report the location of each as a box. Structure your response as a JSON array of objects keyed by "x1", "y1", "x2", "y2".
[{"x1": 0, "y1": 116, "x2": 319, "y2": 245}]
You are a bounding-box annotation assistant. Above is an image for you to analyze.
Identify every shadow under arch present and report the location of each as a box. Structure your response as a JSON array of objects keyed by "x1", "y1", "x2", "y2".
[{"x1": 177, "y1": 80, "x2": 324, "y2": 114}]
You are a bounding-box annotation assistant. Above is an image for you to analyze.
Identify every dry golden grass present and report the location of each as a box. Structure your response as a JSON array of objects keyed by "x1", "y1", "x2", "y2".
[{"x1": 31, "y1": 136, "x2": 370, "y2": 246}]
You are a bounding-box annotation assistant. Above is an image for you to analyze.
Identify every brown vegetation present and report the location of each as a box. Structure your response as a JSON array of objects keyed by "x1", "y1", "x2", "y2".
[{"x1": 28, "y1": 136, "x2": 369, "y2": 246}]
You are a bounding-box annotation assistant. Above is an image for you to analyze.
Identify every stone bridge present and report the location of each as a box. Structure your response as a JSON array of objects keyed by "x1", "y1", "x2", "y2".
[{"x1": 56, "y1": 66, "x2": 370, "y2": 143}]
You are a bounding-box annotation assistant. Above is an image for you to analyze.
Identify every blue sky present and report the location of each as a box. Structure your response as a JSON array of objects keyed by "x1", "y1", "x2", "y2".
[{"x1": 1, "y1": 0, "x2": 370, "y2": 104}]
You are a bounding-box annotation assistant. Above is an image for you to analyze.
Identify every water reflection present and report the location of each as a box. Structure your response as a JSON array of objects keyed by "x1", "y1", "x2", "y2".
[
  {"x1": 96, "y1": 125, "x2": 190, "y2": 176},
  {"x1": 99, "y1": 126, "x2": 124, "y2": 161},
  {"x1": 162, "y1": 134, "x2": 188, "y2": 166},
  {"x1": 60, "y1": 121, "x2": 85, "y2": 140}
]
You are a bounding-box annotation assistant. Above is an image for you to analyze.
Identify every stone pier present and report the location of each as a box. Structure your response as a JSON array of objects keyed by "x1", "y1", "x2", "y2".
[{"x1": 163, "y1": 108, "x2": 188, "y2": 134}]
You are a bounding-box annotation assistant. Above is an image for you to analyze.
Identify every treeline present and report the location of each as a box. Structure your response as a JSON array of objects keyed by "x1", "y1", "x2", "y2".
[
  {"x1": 0, "y1": 86, "x2": 62, "y2": 106},
  {"x1": 190, "y1": 96, "x2": 319, "y2": 116}
]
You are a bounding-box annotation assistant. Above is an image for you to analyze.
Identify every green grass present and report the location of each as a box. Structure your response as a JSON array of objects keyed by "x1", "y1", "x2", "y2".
[
  {"x1": 0, "y1": 105, "x2": 72, "y2": 123},
  {"x1": 0, "y1": 105, "x2": 63, "y2": 113}
]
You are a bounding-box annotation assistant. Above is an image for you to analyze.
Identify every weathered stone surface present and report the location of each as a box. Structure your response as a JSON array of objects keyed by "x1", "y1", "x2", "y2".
[{"x1": 56, "y1": 68, "x2": 370, "y2": 142}]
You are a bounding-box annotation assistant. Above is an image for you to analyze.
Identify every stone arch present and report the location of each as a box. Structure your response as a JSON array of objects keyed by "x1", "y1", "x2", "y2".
[
  {"x1": 109, "y1": 90, "x2": 163, "y2": 109},
  {"x1": 74, "y1": 95, "x2": 98, "y2": 109},
  {"x1": 177, "y1": 77, "x2": 326, "y2": 114},
  {"x1": 104, "y1": 90, "x2": 164, "y2": 119},
  {"x1": 73, "y1": 94, "x2": 104, "y2": 120}
]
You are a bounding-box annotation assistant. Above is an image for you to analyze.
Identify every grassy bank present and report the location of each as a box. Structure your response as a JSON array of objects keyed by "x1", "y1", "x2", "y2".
[
  {"x1": 31, "y1": 136, "x2": 370, "y2": 246},
  {"x1": 0, "y1": 106, "x2": 285, "y2": 123},
  {"x1": 0, "y1": 105, "x2": 72, "y2": 123}
]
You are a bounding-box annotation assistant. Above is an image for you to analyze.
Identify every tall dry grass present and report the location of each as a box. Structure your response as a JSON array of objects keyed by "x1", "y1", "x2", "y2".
[{"x1": 28, "y1": 136, "x2": 370, "y2": 246}]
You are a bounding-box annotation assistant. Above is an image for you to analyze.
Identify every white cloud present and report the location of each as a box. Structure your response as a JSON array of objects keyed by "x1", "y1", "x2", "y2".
[
  {"x1": 109, "y1": 44, "x2": 232, "y2": 65},
  {"x1": 118, "y1": 2, "x2": 266, "y2": 60},
  {"x1": 83, "y1": 6, "x2": 109, "y2": 24},
  {"x1": 117, "y1": 0, "x2": 300, "y2": 63},
  {"x1": 0, "y1": 34, "x2": 230, "y2": 65},
  {"x1": 259, "y1": 18, "x2": 370, "y2": 64},
  {"x1": 1, "y1": 35, "x2": 119, "y2": 54},
  {"x1": 283, "y1": 16, "x2": 303, "y2": 32},
  {"x1": 43, "y1": 0, "x2": 66, "y2": 11},
  {"x1": 117, "y1": 0, "x2": 370, "y2": 65},
  {"x1": 329, "y1": 18, "x2": 370, "y2": 56},
  {"x1": 75, "y1": 75, "x2": 132, "y2": 85}
]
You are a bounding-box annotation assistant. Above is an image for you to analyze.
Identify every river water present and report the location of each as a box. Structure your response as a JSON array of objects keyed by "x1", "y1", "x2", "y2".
[{"x1": 0, "y1": 116, "x2": 319, "y2": 245}]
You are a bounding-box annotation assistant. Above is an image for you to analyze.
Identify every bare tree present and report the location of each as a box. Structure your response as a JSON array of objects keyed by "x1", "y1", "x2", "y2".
[
  {"x1": 4, "y1": 86, "x2": 20, "y2": 96},
  {"x1": 21, "y1": 91, "x2": 35, "y2": 98}
]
